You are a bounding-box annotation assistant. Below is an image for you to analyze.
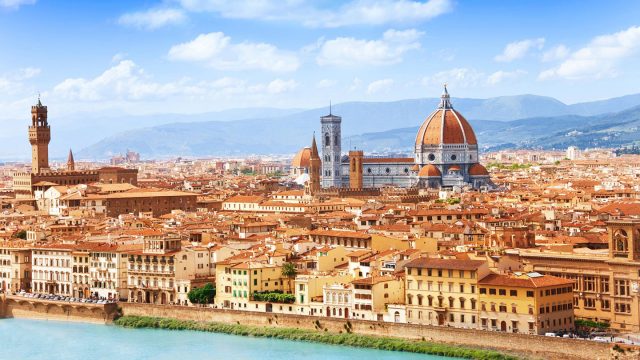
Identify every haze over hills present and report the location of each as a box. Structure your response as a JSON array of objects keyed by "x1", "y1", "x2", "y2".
[
  {"x1": 4, "y1": 92, "x2": 639, "y2": 161},
  {"x1": 347, "y1": 105, "x2": 640, "y2": 153},
  {"x1": 74, "y1": 93, "x2": 640, "y2": 159}
]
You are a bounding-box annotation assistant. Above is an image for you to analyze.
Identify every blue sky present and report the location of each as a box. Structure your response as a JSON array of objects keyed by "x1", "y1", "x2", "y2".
[{"x1": 1, "y1": 0, "x2": 640, "y2": 121}]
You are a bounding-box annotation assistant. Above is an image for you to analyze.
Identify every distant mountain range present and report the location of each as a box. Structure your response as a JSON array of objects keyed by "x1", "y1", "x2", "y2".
[
  {"x1": 74, "y1": 93, "x2": 640, "y2": 159},
  {"x1": 347, "y1": 105, "x2": 640, "y2": 153}
]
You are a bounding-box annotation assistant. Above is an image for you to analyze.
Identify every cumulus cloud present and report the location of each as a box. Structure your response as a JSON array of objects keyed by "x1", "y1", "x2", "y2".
[
  {"x1": 52, "y1": 60, "x2": 299, "y2": 103},
  {"x1": 118, "y1": 8, "x2": 187, "y2": 30},
  {"x1": 541, "y1": 45, "x2": 570, "y2": 62},
  {"x1": 263, "y1": 79, "x2": 298, "y2": 94},
  {"x1": 486, "y1": 70, "x2": 526, "y2": 85},
  {"x1": 177, "y1": 0, "x2": 451, "y2": 28},
  {"x1": 317, "y1": 29, "x2": 423, "y2": 66},
  {"x1": 0, "y1": 0, "x2": 35, "y2": 9},
  {"x1": 539, "y1": 26, "x2": 640, "y2": 80},
  {"x1": 308, "y1": 0, "x2": 452, "y2": 28},
  {"x1": 168, "y1": 32, "x2": 300, "y2": 72},
  {"x1": 495, "y1": 38, "x2": 545, "y2": 62},
  {"x1": 53, "y1": 60, "x2": 203, "y2": 101},
  {"x1": 367, "y1": 78, "x2": 394, "y2": 94},
  {"x1": 0, "y1": 67, "x2": 41, "y2": 96}
]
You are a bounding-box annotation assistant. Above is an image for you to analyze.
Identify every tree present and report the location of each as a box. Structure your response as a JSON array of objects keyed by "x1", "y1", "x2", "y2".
[
  {"x1": 14, "y1": 230, "x2": 27, "y2": 240},
  {"x1": 281, "y1": 262, "x2": 297, "y2": 294},
  {"x1": 187, "y1": 283, "x2": 216, "y2": 305}
]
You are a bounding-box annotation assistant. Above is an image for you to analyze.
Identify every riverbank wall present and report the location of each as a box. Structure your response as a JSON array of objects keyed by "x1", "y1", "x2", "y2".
[
  {"x1": 120, "y1": 302, "x2": 629, "y2": 360},
  {"x1": 0, "y1": 295, "x2": 118, "y2": 324}
]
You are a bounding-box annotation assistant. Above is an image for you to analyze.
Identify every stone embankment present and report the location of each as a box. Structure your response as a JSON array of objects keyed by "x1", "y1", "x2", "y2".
[
  {"x1": 120, "y1": 302, "x2": 636, "y2": 360},
  {"x1": 0, "y1": 294, "x2": 118, "y2": 324}
]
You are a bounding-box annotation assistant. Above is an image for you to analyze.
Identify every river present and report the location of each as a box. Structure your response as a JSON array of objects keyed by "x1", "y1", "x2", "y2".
[{"x1": 0, "y1": 318, "x2": 459, "y2": 360}]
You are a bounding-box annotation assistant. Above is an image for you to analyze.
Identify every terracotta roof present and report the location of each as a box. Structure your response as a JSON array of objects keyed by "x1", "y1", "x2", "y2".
[
  {"x1": 469, "y1": 163, "x2": 489, "y2": 176},
  {"x1": 479, "y1": 273, "x2": 574, "y2": 288},
  {"x1": 404, "y1": 257, "x2": 485, "y2": 270},
  {"x1": 418, "y1": 164, "x2": 441, "y2": 177},
  {"x1": 415, "y1": 108, "x2": 477, "y2": 146},
  {"x1": 310, "y1": 229, "x2": 371, "y2": 239},
  {"x1": 292, "y1": 147, "x2": 311, "y2": 168}
]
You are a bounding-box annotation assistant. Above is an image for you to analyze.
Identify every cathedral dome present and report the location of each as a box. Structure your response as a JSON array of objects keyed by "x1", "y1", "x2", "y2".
[
  {"x1": 292, "y1": 147, "x2": 311, "y2": 168},
  {"x1": 415, "y1": 86, "x2": 477, "y2": 147},
  {"x1": 418, "y1": 164, "x2": 441, "y2": 177},
  {"x1": 468, "y1": 163, "x2": 489, "y2": 176}
]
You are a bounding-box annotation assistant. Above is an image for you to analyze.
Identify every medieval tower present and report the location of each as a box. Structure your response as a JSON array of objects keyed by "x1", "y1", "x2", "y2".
[
  {"x1": 349, "y1": 150, "x2": 364, "y2": 189},
  {"x1": 29, "y1": 97, "x2": 50, "y2": 174}
]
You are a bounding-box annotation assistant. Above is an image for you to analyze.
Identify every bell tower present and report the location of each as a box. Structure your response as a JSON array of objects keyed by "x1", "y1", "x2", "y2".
[
  {"x1": 349, "y1": 150, "x2": 364, "y2": 189},
  {"x1": 307, "y1": 134, "x2": 321, "y2": 196},
  {"x1": 28, "y1": 96, "x2": 50, "y2": 174},
  {"x1": 320, "y1": 105, "x2": 342, "y2": 188}
]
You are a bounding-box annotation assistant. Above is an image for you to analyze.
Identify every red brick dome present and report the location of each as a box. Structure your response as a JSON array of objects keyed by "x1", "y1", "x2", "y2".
[
  {"x1": 469, "y1": 163, "x2": 489, "y2": 176},
  {"x1": 415, "y1": 86, "x2": 477, "y2": 146},
  {"x1": 292, "y1": 147, "x2": 311, "y2": 168},
  {"x1": 418, "y1": 164, "x2": 441, "y2": 177}
]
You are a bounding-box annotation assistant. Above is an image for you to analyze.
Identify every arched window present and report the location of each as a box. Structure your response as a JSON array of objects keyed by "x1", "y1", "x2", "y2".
[
  {"x1": 614, "y1": 230, "x2": 628, "y2": 253},
  {"x1": 325, "y1": 133, "x2": 331, "y2": 146}
]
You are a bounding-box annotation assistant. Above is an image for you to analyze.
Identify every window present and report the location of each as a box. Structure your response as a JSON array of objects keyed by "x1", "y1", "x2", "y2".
[
  {"x1": 498, "y1": 289, "x2": 506, "y2": 296},
  {"x1": 614, "y1": 279, "x2": 630, "y2": 296},
  {"x1": 526, "y1": 291, "x2": 534, "y2": 297},
  {"x1": 601, "y1": 277, "x2": 610, "y2": 293},
  {"x1": 480, "y1": 287, "x2": 487, "y2": 294},
  {"x1": 489, "y1": 288, "x2": 496, "y2": 295},
  {"x1": 510, "y1": 290, "x2": 517, "y2": 297}
]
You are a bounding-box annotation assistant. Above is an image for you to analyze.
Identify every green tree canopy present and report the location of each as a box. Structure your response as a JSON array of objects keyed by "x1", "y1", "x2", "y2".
[{"x1": 187, "y1": 283, "x2": 216, "y2": 304}]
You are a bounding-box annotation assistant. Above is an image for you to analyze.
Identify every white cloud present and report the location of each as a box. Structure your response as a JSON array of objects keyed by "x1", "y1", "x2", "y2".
[
  {"x1": 495, "y1": 38, "x2": 545, "y2": 62},
  {"x1": 308, "y1": 0, "x2": 452, "y2": 28},
  {"x1": 53, "y1": 60, "x2": 203, "y2": 101},
  {"x1": 0, "y1": 0, "x2": 35, "y2": 9},
  {"x1": 424, "y1": 68, "x2": 485, "y2": 88},
  {"x1": 541, "y1": 45, "x2": 569, "y2": 62},
  {"x1": 316, "y1": 79, "x2": 337, "y2": 88},
  {"x1": 52, "y1": 60, "x2": 298, "y2": 103},
  {"x1": 177, "y1": 0, "x2": 452, "y2": 28},
  {"x1": 14, "y1": 67, "x2": 41, "y2": 80},
  {"x1": 367, "y1": 78, "x2": 394, "y2": 94},
  {"x1": 317, "y1": 29, "x2": 423, "y2": 66},
  {"x1": 486, "y1": 70, "x2": 526, "y2": 85},
  {"x1": 264, "y1": 79, "x2": 298, "y2": 94},
  {"x1": 118, "y1": 8, "x2": 187, "y2": 30},
  {"x1": 539, "y1": 26, "x2": 640, "y2": 80},
  {"x1": 168, "y1": 32, "x2": 300, "y2": 72},
  {"x1": 0, "y1": 67, "x2": 40, "y2": 96}
]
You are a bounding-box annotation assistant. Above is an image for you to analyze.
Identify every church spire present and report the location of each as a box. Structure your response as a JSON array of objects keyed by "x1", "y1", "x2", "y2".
[
  {"x1": 307, "y1": 133, "x2": 321, "y2": 196},
  {"x1": 67, "y1": 148, "x2": 75, "y2": 171},
  {"x1": 310, "y1": 132, "x2": 319, "y2": 157},
  {"x1": 438, "y1": 83, "x2": 453, "y2": 109}
]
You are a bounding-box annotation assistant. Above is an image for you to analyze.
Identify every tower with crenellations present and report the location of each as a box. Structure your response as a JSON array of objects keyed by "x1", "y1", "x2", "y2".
[{"x1": 28, "y1": 96, "x2": 50, "y2": 174}]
